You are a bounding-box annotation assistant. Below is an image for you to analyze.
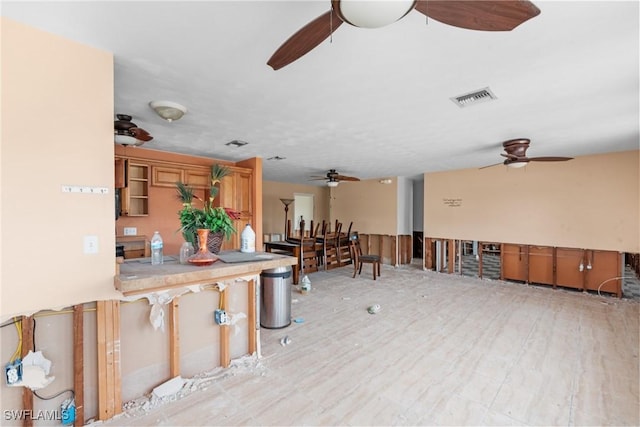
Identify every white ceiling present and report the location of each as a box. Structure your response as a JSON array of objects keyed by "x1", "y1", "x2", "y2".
[{"x1": 3, "y1": 1, "x2": 639, "y2": 184}]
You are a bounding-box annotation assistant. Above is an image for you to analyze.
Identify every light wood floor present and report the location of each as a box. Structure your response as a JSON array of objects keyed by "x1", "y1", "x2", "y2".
[{"x1": 101, "y1": 263, "x2": 639, "y2": 426}]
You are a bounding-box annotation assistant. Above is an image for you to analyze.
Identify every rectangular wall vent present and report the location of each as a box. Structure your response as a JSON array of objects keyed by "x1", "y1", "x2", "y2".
[{"x1": 451, "y1": 87, "x2": 497, "y2": 108}]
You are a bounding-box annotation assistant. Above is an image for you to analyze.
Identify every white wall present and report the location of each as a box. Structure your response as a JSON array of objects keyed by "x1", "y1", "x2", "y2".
[
  {"x1": 396, "y1": 177, "x2": 413, "y2": 235},
  {"x1": 1, "y1": 18, "x2": 119, "y2": 320},
  {"x1": 413, "y1": 179, "x2": 424, "y2": 232},
  {"x1": 424, "y1": 150, "x2": 639, "y2": 252}
]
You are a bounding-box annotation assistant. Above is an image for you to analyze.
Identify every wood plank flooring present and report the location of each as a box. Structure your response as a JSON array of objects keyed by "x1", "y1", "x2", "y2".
[{"x1": 99, "y1": 263, "x2": 639, "y2": 426}]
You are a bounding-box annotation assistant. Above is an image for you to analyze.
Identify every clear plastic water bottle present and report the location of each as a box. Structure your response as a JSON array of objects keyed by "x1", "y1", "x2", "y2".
[
  {"x1": 151, "y1": 231, "x2": 163, "y2": 265},
  {"x1": 179, "y1": 241, "x2": 194, "y2": 264},
  {"x1": 240, "y1": 224, "x2": 256, "y2": 253}
]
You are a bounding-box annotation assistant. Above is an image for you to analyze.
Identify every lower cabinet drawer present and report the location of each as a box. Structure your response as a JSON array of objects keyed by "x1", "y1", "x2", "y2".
[{"x1": 124, "y1": 249, "x2": 146, "y2": 259}]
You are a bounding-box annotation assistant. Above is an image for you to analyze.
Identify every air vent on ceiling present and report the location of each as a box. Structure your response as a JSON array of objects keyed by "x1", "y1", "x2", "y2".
[
  {"x1": 225, "y1": 140, "x2": 248, "y2": 147},
  {"x1": 451, "y1": 87, "x2": 497, "y2": 108}
]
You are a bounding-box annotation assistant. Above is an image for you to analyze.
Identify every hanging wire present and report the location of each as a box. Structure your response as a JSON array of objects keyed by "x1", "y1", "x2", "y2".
[
  {"x1": 34, "y1": 389, "x2": 75, "y2": 401},
  {"x1": 10, "y1": 317, "x2": 22, "y2": 363},
  {"x1": 29, "y1": 316, "x2": 76, "y2": 402}
]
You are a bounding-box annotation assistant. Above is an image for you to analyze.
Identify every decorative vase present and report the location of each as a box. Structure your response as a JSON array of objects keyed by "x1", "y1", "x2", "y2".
[
  {"x1": 188, "y1": 229, "x2": 219, "y2": 266},
  {"x1": 205, "y1": 230, "x2": 225, "y2": 254}
]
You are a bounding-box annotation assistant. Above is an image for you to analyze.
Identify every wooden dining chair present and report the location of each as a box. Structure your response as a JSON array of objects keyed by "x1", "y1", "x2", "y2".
[{"x1": 349, "y1": 232, "x2": 381, "y2": 280}]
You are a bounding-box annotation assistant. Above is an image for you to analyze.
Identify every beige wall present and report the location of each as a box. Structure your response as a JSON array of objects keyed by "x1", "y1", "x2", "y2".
[
  {"x1": 1, "y1": 18, "x2": 119, "y2": 320},
  {"x1": 332, "y1": 179, "x2": 398, "y2": 235},
  {"x1": 424, "y1": 150, "x2": 639, "y2": 252},
  {"x1": 262, "y1": 181, "x2": 329, "y2": 236}
]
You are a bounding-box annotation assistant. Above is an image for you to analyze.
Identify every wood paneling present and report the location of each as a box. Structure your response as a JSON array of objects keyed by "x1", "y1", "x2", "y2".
[
  {"x1": 502, "y1": 243, "x2": 528, "y2": 282},
  {"x1": 528, "y1": 246, "x2": 554, "y2": 285},
  {"x1": 585, "y1": 250, "x2": 621, "y2": 296},
  {"x1": 556, "y1": 247, "x2": 585, "y2": 290}
]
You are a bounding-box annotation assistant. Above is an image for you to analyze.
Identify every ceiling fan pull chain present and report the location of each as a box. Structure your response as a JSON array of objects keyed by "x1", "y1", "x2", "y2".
[{"x1": 330, "y1": 7, "x2": 334, "y2": 43}]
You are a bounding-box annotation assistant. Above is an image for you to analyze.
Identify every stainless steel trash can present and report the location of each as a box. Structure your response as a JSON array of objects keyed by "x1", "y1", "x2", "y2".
[{"x1": 260, "y1": 266, "x2": 292, "y2": 329}]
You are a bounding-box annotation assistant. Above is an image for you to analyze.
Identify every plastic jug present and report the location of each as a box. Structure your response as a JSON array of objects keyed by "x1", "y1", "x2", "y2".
[
  {"x1": 151, "y1": 231, "x2": 164, "y2": 265},
  {"x1": 240, "y1": 224, "x2": 256, "y2": 253}
]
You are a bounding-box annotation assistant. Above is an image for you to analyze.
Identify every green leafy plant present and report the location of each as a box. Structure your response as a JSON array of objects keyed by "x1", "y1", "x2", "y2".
[{"x1": 176, "y1": 164, "x2": 239, "y2": 247}]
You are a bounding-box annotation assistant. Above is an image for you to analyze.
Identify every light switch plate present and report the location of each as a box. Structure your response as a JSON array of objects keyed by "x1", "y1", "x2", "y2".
[
  {"x1": 83, "y1": 235, "x2": 99, "y2": 254},
  {"x1": 124, "y1": 227, "x2": 137, "y2": 236}
]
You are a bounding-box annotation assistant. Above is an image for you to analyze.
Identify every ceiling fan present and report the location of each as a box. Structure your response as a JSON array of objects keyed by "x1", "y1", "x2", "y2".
[
  {"x1": 480, "y1": 138, "x2": 574, "y2": 169},
  {"x1": 114, "y1": 114, "x2": 153, "y2": 146},
  {"x1": 310, "y1": 169, "x2": 361, "y2": 187},
  {"x1": 267, "y1": 0, "x2": 541, "y2": 70}
]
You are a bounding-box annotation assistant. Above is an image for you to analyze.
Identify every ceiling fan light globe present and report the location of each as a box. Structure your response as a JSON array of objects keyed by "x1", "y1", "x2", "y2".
[
  {"x1": 506, "y1": 161, "x2": 528, "y2": 169},
  {"x1": 115, "y1": 133, "x2": 144, "y2": 146},
  {"x1": 338, "y1": 0, "x2": 415, "y2": 28},
  {"x1": 327, "y1": 181, "x2": 339, "y2": 187}
]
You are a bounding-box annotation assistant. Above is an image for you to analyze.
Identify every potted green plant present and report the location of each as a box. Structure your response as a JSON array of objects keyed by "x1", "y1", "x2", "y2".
[{"x1": 176, "y1": 164, "x2": 239, "y2": 254}]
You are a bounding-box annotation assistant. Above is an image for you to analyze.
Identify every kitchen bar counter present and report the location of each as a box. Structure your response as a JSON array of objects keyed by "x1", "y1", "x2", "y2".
[{"x1": 115, "y1": 251, "x2": 297, "y2": 296}]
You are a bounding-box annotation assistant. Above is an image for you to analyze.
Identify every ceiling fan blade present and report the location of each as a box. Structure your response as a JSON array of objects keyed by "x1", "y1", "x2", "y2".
[
  {"x1": 478, "y1": 162, "x2": 505, "y2": 170},
  {"x1": 267, "y1": 9, "x2": 343, "y2": 70},
  {"x1": 130, "y1": 127, "x2": 153, "y2": 142},
  {"x1": 309, "y1": 177, "x2": 328, "y2": 180},
  {"x1": 414, "y1": 0, "x2": 541, "y2": 31},
  {"x1": 500, "y1": 153, "x2": 519, "y2": 159},
  {"x1": 335, "y1": 174, "x2": 360, "y2": 181},
  {"x1": 528, "y1": 156, "x2": 574, "y2": 162}
]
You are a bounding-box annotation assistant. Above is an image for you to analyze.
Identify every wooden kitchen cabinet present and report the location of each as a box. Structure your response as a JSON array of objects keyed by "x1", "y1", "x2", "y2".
[
  {"x1": 185, "y1": 167, "x2": 210, "y2": 189},
  {"x1": 219, "y1": 166, "x2": 253, "y2": 250},
  {"x1": 501, "y1": 243, "x2": 528, "y2": 282},
  {"x1": 115, "y1": 158, "x2": 126, "y2": 189},
  {"x1": 152, "y1": 165, "x2": 183, "y2": 187},
  {"x1": 151, "y1": 165, "x2": 210, "y2": 189},
  {"x1": 120, "y1": 162, "x2": 149, "y2": 216}
]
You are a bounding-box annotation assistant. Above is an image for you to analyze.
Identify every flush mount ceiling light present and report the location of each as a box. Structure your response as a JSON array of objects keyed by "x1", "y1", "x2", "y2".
[{"x1": 149, "y1": 101, "x2": 187, "y2": 122}]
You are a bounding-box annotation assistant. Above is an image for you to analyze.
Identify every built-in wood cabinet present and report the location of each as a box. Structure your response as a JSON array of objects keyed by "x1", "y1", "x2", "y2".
[
  {"x1": 152, "y1": 165, "x2": 210, "y2": 189},
  {"x1": 184, "y1": 168, "x2": 210, "y2": 189},
  {"x1": 501, "y1": 243, "x2": 622, "y2": 296},
  {"x1": 152, "y1": 165, "x2": 183, "y2": 187},
  {"x1": 584, "y1": 250, "x2": 621, "y2": 294},
  {"x1": 120, "y1": 162, "x2": 149, "y2": 216},
  {"x1": 528, "y1": 246, "x2": 554, "y2": 285},
  {"x1": 219, "y1": 166, "x2": 253, "y2": 250},
  {"x1": 501, "y1": 243, "x2": 528, "y2": 282},
  {"x1": 556, "y1": 247, "x2": 584, "y2": 289},
  {"x1": 116, "y1": 235, "x2": 149, "y2": 259}
]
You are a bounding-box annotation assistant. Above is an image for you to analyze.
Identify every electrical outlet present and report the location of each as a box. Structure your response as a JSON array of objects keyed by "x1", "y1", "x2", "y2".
[
  {"x1": 123, "y1": 227, "x2": 137, "y2": 236},
  {"x1": 5, "y1": 359, "x2": 22, "y2": 385},
  {"x1": 61, "y1": 397, "x2": 76, "y2": 425},
  {"x1": 83, "y1": 235, "x2": 99, "y2": 254},
  {"x1": 214, "y1": 309, "x2": 230, "y2": 325}
]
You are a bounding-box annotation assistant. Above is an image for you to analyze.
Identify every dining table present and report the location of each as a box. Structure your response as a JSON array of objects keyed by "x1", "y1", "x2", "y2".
[{"x1": 264, "y1": 240, "x2": 301, "y2": 284}]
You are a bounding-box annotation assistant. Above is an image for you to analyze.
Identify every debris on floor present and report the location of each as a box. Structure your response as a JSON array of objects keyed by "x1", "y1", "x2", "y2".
[
  {"x1": 367, "y1": 304, "x2": 381, "y2": 314},
  {"x1": 279, "y1": 336, "x2": 291, "y2": 346},
  {"x1": 293, "y1": 317, "x2": 305, "y2": 323},
  {"x1": 102, "y1": 354, "x2": 265, "y2": 422}
]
